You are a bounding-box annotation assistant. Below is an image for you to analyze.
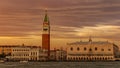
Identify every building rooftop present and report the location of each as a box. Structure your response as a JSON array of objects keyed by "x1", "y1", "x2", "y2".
[
  {"x1": 0, "y1": 45, "x2": 41, "y2": 48},
  {"x1": 67, "y1": 41, "x2": 112, "y2": 45}
]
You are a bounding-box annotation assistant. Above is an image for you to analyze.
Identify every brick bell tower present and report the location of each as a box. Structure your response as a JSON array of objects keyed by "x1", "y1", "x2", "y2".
[{"x1": 42, "y1": 10, "x2": 50, "y2": 59}]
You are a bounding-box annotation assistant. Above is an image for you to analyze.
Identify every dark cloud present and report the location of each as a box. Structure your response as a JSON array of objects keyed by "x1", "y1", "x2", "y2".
[{"x1": 0, "y1": 0, "x2": 120, "y2": 42}]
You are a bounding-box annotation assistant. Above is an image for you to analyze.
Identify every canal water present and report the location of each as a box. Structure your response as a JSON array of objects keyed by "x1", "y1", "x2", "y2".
[{"x1": 0, "y1": 62, "x2": 120, "y2": 68}]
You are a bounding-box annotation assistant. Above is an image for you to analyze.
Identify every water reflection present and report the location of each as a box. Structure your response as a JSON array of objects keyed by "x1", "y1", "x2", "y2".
[{"x1": 0, "y1": 62, "x2": 120, "y2": 68}]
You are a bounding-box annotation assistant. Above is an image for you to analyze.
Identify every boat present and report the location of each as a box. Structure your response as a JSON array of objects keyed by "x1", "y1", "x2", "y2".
[
  {"x1": 20, "y1": 60, "x2": 28, "y2": 63},
  {"x1": 0, "y1": 60, "x2": 5, "y2": 63}
]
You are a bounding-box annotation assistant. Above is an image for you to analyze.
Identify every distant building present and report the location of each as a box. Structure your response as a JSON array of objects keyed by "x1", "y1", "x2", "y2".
[
  {"x1": 9, "y1": 45, "x2": 40, "y2": 61},
  {"x1": 0, "y1": 45, "x2": 40, "y2": 55},
  {"x1": 49, "y1": 50, "x2": 56, "y2": 61},
  {"x1": 39, "y1": 49, "x2": 48, "y2": 61},
  {"x1": 0, "y1": 45, "x2": 17, "y2": 55},
  {"x1": 0, "y1": 44, "x2": 50, "y2": 61},
  {"x1": 11, "y1": 46, "x2": 30, "y2": 61},
  {"x1": 30, "y1": 48, "x2": 40, "y2": 61},
  {"x1": 56, "y1": 49, "x2": 67, "y2": 61},
  {"x1": 49, "y1": 49, "x2": 67, "y2": 61},
  {"x1": 67, "y1": 39, "x2": 119, "y2": 61},
  {"x1": 117, "y1": 51, "x2": 120, "y2": 58}
]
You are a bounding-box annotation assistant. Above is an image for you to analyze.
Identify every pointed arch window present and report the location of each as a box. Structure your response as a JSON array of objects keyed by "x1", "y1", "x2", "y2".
[
  {"x1": 108, "y1": 49, "x2": 111, "y2": 51},
  {"x1": 77, "y1": 47, "x2": 80, "y2": 51},
  {"x1": 70, "y1": 47, "x2": 73, "y2": 51},
  {"x1": 95, "y1": 47, "x2": 97, "y2": 51},
  {"x1": 84, "y1": 47, "x2": 87, "y2": 51},
  {"x1": 89, "y1": 48, "x2": 92, "y2": 51},
  {"x1": 101, "y1": 49, "x2": 104, "y2": 51}
]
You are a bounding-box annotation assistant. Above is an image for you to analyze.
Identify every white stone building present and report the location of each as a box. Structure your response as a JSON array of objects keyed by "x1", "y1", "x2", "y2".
[
  {"x1": 30, "y1": 48, "x2": 40, "y2": 61},
  {"x1": 11, "y1": 46, "x2": 30, "y2": 61},
  {"x1": 39, "y1": 49, "x2": 48, "y2": 61},
  {"x1": 10, "y1": 46, "x2": 40, "y2": 61},
  {"x1": 67, "y1": 40, "x2": 119, "y2": 61},
  {"x1": 56, "y1": 49, "x2": 67, "y2": 61},
  {"x1": 48, "y1": 49, "x2": 67, "y2": 61},
  {"x1": 49, "y1": 50, "x2": 56, "y2": 61}
]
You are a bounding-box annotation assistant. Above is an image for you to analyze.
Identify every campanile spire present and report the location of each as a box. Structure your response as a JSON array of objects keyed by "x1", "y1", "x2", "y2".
[{"x1": 44, "y1": 9, "x2": 49, "y2": 22}]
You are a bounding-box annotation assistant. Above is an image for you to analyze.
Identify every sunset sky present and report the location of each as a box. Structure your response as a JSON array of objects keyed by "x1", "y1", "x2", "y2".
[{"x1": 0, "y1": 0, "x2": 120, "y2": 49}]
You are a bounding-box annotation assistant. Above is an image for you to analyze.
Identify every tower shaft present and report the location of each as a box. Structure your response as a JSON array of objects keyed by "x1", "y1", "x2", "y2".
[{"x1": 42, "y1": 10, "x2": 50, "y2": 59}]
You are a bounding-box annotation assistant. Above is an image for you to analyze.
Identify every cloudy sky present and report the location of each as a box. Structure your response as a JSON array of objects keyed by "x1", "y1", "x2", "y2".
[{"x1": 0, "y1": 0, "x2": 120, "y2": 49}]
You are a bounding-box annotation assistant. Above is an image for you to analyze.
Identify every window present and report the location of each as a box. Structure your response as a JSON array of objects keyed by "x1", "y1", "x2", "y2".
[
  {"x1": 77, "y1": 47, "x2": 80, "y2": 51},
  {"x1": 68, "y1": 57, "x2": 70, "y2": 60},
  {"x1": 89, "y1": 48, "x2": 92, "y2": 51},
  {"x1": 95, "y1": 47, "x2": 97, "y2": 51},
  {"x1": 108, "y1": 49, "x2": 111, "y2": 51},
  {"x1": 84, "y1": 47, "x2": 87, "y2": 51},
  {"x1": 76, "y1": 57, "x2": 78, "y2": 60},
  {"x1": 70, "y1": 47, "x2": 73, "y2": 51},
  {"x1": 101, "y1": 49, "x2": 104, "y2": 51},
  {"x1": 73, "y1": 57, "x2": 75, "y2": 60}
]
